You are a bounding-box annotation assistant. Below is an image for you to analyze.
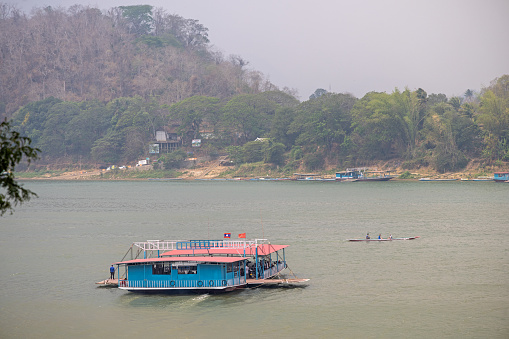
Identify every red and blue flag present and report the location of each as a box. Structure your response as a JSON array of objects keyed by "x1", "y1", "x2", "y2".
[{"x1": 224, "y1": 233, "x2": 231, "y2": 238}]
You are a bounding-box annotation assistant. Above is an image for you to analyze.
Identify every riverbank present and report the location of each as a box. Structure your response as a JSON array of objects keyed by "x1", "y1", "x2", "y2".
[{"x1": 16, "y1": 160, "x2": 506, "y2": 181}]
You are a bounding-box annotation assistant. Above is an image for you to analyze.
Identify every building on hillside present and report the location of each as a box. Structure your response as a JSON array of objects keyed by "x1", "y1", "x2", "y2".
[{"x1": 151, "y1": 130, "x2": 182, "y2": 154}]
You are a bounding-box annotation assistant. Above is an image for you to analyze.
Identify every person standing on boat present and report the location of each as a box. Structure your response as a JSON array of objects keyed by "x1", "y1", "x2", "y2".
[
  {"x1": 389, "y1": 234, "x2": 393, "y2": 240},
  {"x1": 378, "y1": 234, "x2": 382, "y2": 239},
  {"x1": 110, "y1": 265, "x2": 115, "y2": 279},
  {"x1": 366, "y1": 233, "x2": 370, "y2": 239}
]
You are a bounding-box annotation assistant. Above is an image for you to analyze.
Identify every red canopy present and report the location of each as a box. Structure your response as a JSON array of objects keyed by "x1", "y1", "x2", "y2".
[{"x1": 160, "y1": 244, "x2": 288, "y2": 257}]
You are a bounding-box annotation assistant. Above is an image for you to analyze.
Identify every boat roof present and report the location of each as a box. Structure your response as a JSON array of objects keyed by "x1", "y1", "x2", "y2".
[
  {"x1": 160, "y1": 244, "x2": 288, "y2": 257},
  {"x1": 113, "y1": 256, "x2": 249, "y2": 265}
]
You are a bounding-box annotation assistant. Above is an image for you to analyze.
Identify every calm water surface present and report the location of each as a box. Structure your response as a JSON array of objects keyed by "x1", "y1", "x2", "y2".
[{"x1": 1, "y1": 180, "x2": 508, "y2": 338}]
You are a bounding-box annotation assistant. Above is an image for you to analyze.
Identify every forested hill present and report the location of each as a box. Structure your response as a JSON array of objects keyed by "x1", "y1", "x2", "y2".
[
  {"x1": 0, "y1": 4, "x2": 281, "y2": 117},
  {"x1": 1, "y1": 4, "x2": 508, "y2": 174}
]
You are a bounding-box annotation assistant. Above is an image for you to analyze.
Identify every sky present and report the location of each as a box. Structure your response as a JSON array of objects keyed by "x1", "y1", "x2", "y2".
[{"x1": 11, "y1": 0, "x2": 509, "y2": 100}]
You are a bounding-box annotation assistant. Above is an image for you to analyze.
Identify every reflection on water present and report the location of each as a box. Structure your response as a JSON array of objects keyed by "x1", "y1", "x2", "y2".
[{"x1": 1, "y1": 180, "x2": 508, "y2": 338}]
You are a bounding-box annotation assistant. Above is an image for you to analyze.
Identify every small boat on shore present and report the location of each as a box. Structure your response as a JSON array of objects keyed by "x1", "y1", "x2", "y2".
[
  {"x1": 101, "y1": 239, "x2": 308, "y2": 293},
  {"x1": 419, "y1": 178, "x2": 458, "y2": 181},
  {"x1": 336, "y1": 168, "x2": 393, "y2": 182},
  {"x1": 348, "y1": 236, "x2": 420, "y2": 242}
]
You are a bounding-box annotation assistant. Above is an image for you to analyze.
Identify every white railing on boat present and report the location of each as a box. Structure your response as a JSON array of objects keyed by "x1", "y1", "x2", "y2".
[
  {"x1": 133, "y1": 239, "x2": 269, "y2": 252},
  {"x1": 123, "y1": 277, "x2": 246, "y2": 289}
]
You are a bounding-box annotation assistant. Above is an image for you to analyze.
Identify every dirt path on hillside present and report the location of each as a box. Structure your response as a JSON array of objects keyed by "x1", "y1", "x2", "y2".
[{"x1": 181, "y1": 155, "x2": 230, "y2": 179}]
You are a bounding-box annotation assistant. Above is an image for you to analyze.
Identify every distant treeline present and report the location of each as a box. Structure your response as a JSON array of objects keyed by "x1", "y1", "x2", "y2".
[
  {"x1": 9, "y1": 75, "x2": 509, "y2": 173},
  {"x1": 2, "y1": 4, "x2": 508, "y2": 172}
]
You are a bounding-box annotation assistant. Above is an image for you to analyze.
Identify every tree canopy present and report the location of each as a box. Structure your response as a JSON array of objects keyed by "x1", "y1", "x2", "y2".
[{"x1": 0, "y1": 119, "x2": 40, "y2": 215}]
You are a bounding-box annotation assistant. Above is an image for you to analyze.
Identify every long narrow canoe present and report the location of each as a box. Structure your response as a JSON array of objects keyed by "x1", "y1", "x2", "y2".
[{"x1": 347, "y1": 236, "x2": 420, "y2": 242}]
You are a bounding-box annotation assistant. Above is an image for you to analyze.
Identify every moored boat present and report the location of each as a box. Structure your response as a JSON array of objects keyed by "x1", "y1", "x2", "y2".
[
  {"x1": 106, "y1": 239, "x2": 306, "y2": 293},
  {"x1": 493, "y1": 172, "x2": 509, "y2": 183},
  {"x1": 336, "y1": 168, "x2": 393, "y2": 182}
]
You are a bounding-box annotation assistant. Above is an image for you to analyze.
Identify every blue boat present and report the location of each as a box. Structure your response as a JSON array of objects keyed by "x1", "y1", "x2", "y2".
[
  {"x1": 108, "y1": 239, "x2": 306, "y2": 293},
  {"x1": 336, "y1": 168, "x2": 393, "y2": 181},
  {"x1": 493, "y1": 172, "x2": 509, "y2": 183}
]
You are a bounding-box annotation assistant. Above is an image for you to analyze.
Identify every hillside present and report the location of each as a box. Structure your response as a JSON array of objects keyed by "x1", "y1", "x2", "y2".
[
  {"x1": 0, "y1": 4, "x2": 281, "y2": 118},
  {"x1": 1, "y1": 4, "x2": 508, "y2": 175}
]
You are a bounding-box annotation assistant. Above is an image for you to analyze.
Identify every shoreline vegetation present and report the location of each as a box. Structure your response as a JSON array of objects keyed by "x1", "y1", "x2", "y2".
[{"x1": 16, "y1": 158, "x2": 505, "y2": 181}]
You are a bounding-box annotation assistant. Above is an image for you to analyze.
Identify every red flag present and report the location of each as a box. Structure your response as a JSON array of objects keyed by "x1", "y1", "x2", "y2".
[{"x1": 238, "y1": 233, "x2": 246, "y2": 238}]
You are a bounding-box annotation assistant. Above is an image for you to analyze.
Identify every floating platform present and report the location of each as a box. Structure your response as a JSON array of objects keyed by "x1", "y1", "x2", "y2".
[
  {"x1": 246, "y1": 278, "x2": 309, "y2": 286},
  {"x1": 96, "y1": 278, "x2": 118, "y2": 286}
]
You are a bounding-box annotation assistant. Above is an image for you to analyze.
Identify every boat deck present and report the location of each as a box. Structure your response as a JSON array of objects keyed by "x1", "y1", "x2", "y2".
[
  {"x1": 96, "y1": 279, "x2": 118, "y2": 286},
  {"x1": 96, "y1": 278, "x2": 310, "y2": 287},
  {"x1": 246, "y1": 278, "x2": 309, "y2": 285}
]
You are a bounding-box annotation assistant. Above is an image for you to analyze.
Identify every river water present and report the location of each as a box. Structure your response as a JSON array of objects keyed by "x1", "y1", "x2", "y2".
[{"x1": 0, "y1": 180, "x2": 507, "y2": 338}]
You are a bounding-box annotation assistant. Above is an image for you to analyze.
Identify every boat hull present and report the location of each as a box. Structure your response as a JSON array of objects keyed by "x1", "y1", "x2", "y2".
[
  {"x1": 119, "y1": 285, "x2": 243, "y2": 294},
  {"x1": 348, "y1": 236, "x2": 420, "y2": 242},
  {"x1": 355, "y1": 177, "x2": 393, "y2": 182}
]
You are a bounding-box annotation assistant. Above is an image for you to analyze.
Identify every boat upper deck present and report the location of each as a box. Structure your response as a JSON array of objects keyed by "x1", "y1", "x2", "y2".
[
  {"x1": 160, "y1": 244, "x2": 288, "y2": 257},
  {"x1": 114, "y1": 256, "x2": 250, "y2": 265}
]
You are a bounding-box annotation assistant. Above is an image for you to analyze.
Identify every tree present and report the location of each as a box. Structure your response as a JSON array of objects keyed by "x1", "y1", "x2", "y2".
[
  {"x1": 222, "y1": 94, "x2": 277, "y2": 144},
  {"x1": 291, "y1": 93, "x2": 356, "y2": 152},
  {"x1": 1, "y1": 119, "x2": 40, "y2": 215},
  {"x1": 422, "y1": 107, "x2": 469, "y2": 172},
  {"x1": 351, "y1": 92, "x2": 407, "y2": 159},
  {"x1": 169, "y1": 96, "x2": 220, "y2": 142},
  {"x1": 477, "y1": 90, "x2": 509, "y2": 161},
  {"x1": 118, "y1": 5, "x2": 154, "y2": 36},
  {"x1": 464, "y1": 89, "x2": 474, "y2": 102},
  {"x1": 263, "y1": 140, "x2": 286, "y2": 165},
  {"x1": 309, "y1": 88, "x2": 327, "y2": 100}
]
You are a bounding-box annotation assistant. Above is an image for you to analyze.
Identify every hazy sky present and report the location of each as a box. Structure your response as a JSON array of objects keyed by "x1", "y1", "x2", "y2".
[{"x1": 12, "y1": 0, "x2": 509, "y2": 100}]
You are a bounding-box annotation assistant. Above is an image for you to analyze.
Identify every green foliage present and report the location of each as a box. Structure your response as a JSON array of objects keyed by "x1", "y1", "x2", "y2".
[
  {"x1": 351, "y1": 91, "x2": 407, "y2": 159},
  {"x1": 303, "y1": 151, "x2": 324, "y2": 171},
  {"x1": 119, "y1": 5, "x2": 154, "y2": 36},
  {"x1": 477, "y1": 87, "x2": 509, "y2": 161},
  {"x1": 270, "y1": 107, "x2": 297, "y2": 147},
  {"x1": 433, "y1": 147, "x2": 468, "y2": 173},
  {"x1": 309, "y1": 88, "x2": 328, "y2": 100},
  {"x1": 10, "y1": 97, "x2": 62, "y2": 146},
  {"x1": 91, "y1": 131, "x2": 123, "y2": 164},
  {"x1": 160, "y1": 149, "x2": 187, "y2": 169},
  {"x1": 398, "y1": 171, "x2": 414, "y2": 179},
  {"x1": 169, "y1": 96, "x2": 220, "y2": 142},
  {"x1": 242, "y1": 140, "x2": 265, "y2": 163},
  {"x1": 222, "y1": 94, "x2": 277, "y2": 143},
  {"x1": 290, "y1": 146, "x2": 303, "y2": 161},
  {"x1": 291, "y1": 93, "x2": 356, "y2": 152},
  {"x1": 264, "y1": 141, "x2": 286, "y2": 165},
  {"x1": 101, "y1": 169, "x2": 180, "y2": 179},
  {"x1": 0, "y1": 119, "x2": 40, "y2": 215},
  {"x1": 226, "y1": 146, "x2": 244, "y2": 165}
]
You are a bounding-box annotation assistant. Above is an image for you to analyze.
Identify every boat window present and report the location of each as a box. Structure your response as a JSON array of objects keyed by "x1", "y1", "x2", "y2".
[
  {"x1": 227, "y1": 263, "x2": 232, "y2": 273},
  {"x1": 163, "y1": 262, "x2": 171, "y2": 274},
  {"x1": 177, "y1": 265, "x2": 197, "y2": 274},
  {"x1": 152, "y1": 262, "x2": 171, "y2": 275}
]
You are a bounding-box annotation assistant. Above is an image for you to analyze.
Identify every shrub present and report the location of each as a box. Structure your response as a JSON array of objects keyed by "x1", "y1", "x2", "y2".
[{"x1": 398, "y1": 171, "x2": 413, "y2": 179}]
